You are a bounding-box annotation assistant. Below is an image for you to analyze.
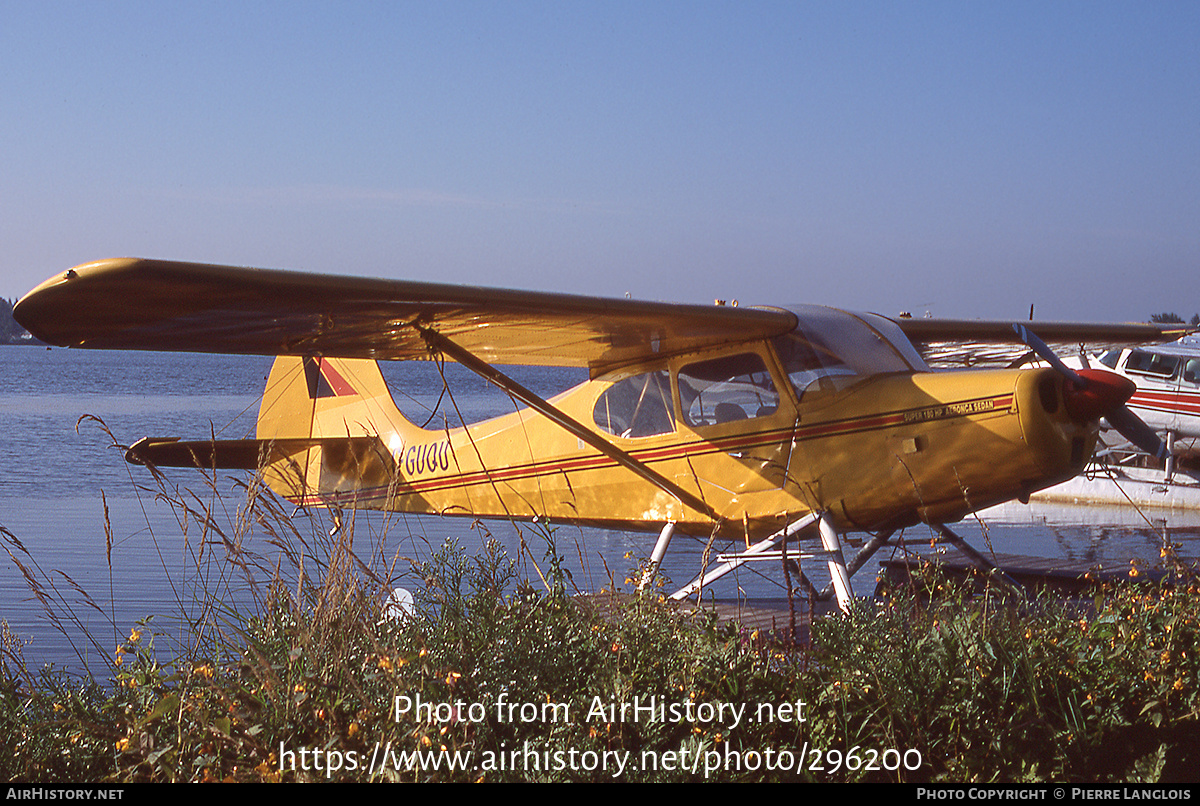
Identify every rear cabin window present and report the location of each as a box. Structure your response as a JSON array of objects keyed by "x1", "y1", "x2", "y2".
[
  {"x1": 677, "y1": 353, "x2": 779, "y2": 428},
  {"x1": 593, "y1": 370, "x2": 675, "y2": 438}
]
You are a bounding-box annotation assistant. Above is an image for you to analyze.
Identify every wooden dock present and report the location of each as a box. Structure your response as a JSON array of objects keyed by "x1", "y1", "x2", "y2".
[
  {"x1": 578, "y1": 550, "x2": 1199, "y2": 646},
  {"x1": 575, "y1": 591, "x2": 827, "y2": 646},
  {"x1": 875, "y1": 550, "x2": 1197, "y2": 596}
]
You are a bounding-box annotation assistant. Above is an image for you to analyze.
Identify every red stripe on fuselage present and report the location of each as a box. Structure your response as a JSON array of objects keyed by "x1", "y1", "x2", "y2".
[{"x1": 292, "y1": 392, "x2": 1015, "y2": 507}]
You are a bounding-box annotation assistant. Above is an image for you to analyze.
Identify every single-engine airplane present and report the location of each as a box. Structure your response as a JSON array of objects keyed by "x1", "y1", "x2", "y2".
[{"x1": 13, "y1": 258, "x2": 1186, "y2": 610}]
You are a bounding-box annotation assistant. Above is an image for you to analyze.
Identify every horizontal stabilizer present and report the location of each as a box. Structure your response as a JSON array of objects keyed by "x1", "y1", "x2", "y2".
[{"x1": 125, "y1": 435, "x2": 395, "y2": 477}]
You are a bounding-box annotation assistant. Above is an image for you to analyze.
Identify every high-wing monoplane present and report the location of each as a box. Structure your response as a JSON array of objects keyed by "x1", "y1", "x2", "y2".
[
  {"x1": 1077, "y1": 336, "x2": 1200, "y2": 478},
  {"x1": 13, "y1": 259, "x2": 1185, "y2": 610}
]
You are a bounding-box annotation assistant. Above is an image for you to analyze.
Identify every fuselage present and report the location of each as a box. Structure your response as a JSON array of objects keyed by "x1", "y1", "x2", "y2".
[{"x1": 260, "y1": 306, "x2": 1099, "y2": 539}]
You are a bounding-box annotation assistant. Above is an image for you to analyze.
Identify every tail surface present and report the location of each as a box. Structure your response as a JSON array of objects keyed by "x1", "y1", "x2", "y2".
[
  {"x1": 254, "y1": 356, "x2": 415, "y2": 505},
  {"x1": 128, "y1": 356, "x2": 417, "y2": 507}
]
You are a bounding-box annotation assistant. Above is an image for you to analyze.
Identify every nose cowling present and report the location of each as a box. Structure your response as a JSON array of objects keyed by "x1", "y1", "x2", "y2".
[
  {"x1": 1011, "y1": 323, "x2": 1167, "y2": 461},
  {"x1": 1061, "y1": 368, "x2": 1136, "y2": 423}
]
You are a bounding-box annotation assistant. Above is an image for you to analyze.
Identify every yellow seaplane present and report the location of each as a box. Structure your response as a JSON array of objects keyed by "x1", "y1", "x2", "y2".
[{"x1": 13, "y1": 258, "x2": 1184, "y2": 610}]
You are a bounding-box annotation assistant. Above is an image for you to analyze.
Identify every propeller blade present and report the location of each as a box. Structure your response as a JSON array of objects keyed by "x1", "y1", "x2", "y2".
[
  {"x1": 1011, "y1": 323, "x2": 1085, "y2": 387},
  {"x1": 1105, "y1": 405, "x2": 1169, "y2": 462}
]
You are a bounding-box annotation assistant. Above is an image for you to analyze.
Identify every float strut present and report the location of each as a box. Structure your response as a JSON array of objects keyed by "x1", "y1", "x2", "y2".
[
  {"x1": 818, "y1": 512, "x2": 854, "y2": 613},
  {"x1": 639, "y1": 522, "x2": 676, "y2": 591},
  {"x1": 670, "y1": 513, "x2": 819, "y2": 601},
  {"x1": 818, "y1": 529, "x2": 894, "y2": 601}
]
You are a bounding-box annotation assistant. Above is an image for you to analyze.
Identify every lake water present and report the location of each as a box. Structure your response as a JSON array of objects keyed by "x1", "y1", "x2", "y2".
[{"x1": 3, "y1": 346, "x2": 1199, "y2": 673}]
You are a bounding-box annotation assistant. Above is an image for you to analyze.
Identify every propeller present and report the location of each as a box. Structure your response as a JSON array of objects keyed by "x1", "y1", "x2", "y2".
[{"x1": 1011, "y1": 323, "x2": 1168, "y2": 462}]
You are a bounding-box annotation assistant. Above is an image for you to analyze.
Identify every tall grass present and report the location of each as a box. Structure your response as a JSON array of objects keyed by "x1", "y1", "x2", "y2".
[{"x1": 2, "y1": 428, "x2": 1199, "y2": 781}]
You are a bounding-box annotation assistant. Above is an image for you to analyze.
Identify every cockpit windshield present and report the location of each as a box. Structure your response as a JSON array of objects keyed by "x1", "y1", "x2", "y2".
[{"x1": 774, "y1": 306, "x2": 921, "y2": 399}]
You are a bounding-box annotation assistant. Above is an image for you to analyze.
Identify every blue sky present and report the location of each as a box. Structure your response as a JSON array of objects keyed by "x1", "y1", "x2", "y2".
[{"x1": 3, "y1": 1, "x2": 1197, "y2": 322}]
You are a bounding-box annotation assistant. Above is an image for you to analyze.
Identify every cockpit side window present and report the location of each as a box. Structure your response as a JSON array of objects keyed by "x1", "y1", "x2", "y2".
[
  {"x1": 677, "y1": 353, "x2": 779, "y2": 428},
  {"x1": 593, "y1": 370, "x2": 675, "y2": 438}
]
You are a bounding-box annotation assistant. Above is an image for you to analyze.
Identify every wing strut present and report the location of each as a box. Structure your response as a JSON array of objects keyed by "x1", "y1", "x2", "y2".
[{"x1": 421, "y1": 329, "x2": 719, "y2": 522}]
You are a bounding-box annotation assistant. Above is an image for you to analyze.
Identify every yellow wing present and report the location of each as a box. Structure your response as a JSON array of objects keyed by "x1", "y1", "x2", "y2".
[
  {"x1": 14, "y1": 257, "x2": 801, "y2": 379},
  {"x1": 14, "y1": 258, "x2": 797, "y2": 376},
  {"x1": 16, "y1": 258, "x2": 1184, "y2": 375}
]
